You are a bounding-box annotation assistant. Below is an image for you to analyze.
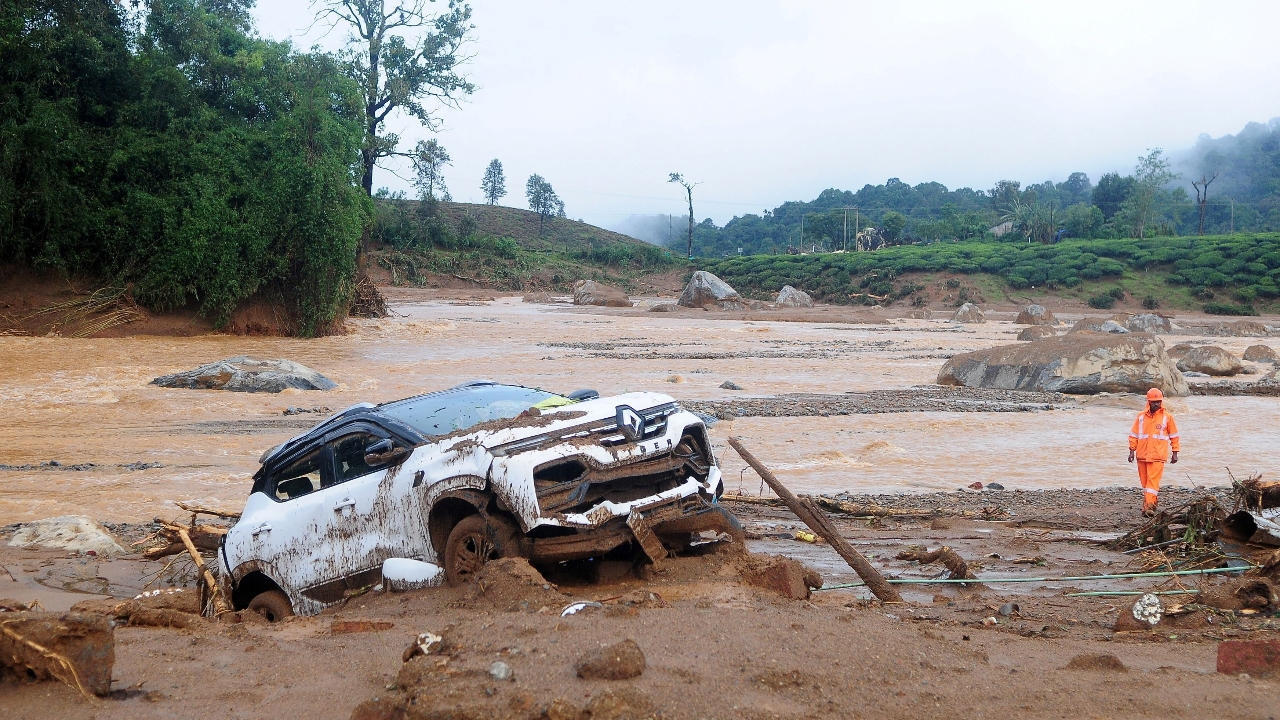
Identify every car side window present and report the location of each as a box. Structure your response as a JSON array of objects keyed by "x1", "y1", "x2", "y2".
[
  {"x1": 271, "y1": 449, "x2": 324, "y2": 501},
  {"x1": 330, "y1": 433, "x2": 402, "y2": 485}
]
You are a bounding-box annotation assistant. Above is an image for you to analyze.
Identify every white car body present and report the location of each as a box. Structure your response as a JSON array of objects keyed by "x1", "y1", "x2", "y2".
[{"x1": 221, "y1": 383, "x2": 738, "y2": 616}]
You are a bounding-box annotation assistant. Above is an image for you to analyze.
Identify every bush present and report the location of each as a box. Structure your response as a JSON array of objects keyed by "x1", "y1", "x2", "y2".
[
  {"x1": 1107, "y1": 287, "x2": 1126, "y2": 300},
  {"x1": 1088, "y1": 294, "x2": 1116, "y2": 310},
  {"x1": 1142, "y1": 295, "x2": 1160, "y2": 310},
  {"x1": 1204, "y1": 303, "x2": 1259, "y2": 316}
]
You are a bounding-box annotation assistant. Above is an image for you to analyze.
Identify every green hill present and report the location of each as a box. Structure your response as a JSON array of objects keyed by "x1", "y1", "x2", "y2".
[
  {"x1": 699, "y1": 233, "x2": 1280, "y2": 315},
  {"x1": 369, "y1": 199, "x2": 682, "y2": 292}
]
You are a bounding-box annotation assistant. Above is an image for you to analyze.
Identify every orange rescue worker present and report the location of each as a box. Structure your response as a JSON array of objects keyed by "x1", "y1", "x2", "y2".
[{"x1": 1128, "y1": 388, "x2": 1180, "y2": 516}]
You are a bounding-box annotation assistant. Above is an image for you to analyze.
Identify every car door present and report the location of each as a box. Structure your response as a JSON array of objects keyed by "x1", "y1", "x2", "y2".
[{"x1": 323, "y1": 429, "x2": 423, "y2": 590}]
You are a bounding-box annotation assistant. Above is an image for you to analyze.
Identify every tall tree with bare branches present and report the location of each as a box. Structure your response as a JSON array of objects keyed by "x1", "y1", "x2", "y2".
[
  {"x1": 668, "y1": 173, "x2": 699, "y2": 258},
  {"x1": 316, "y1": 0, "x2": 475, "y2": 195},
  {"x1": 1192, "y1": 173, "x2": 1218, "y2": 236}
]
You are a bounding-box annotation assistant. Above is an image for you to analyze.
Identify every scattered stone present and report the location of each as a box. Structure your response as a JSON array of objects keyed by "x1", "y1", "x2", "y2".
[
  {"x1": 775, "y1": 285, "x2": 814, "y2": 308},
  {"x1": 907, "y1": 308, "x2": 932, "y2": 320},
  {"x1": 738, "y1": 554, "x2": 821, "y2": 600},
  {"x1": 677, "y1": 271, "x2": 747, "y2": 311},
  {"x1": 1017, "y1": 326, "x2": 1056, "y2": 341},
  {"x1": 572, "y1": 280, "x2": 632, "y2": 308},
  {"x1": 1066, "y1": 653, "x2": 1128, "y2": 672},
  {"x1": 648, "y1": 303, "x2": 680, "y2": 312},
  {"x1": 283, "y1": 406, "x2": 331, "y2": 416},
  {"x1": 522, "y1": 291, "x2": 554, "y2": 304},
  {"x1": 1015, "y1": 304, "x2": 1055, "y2": 325},
  {"x1": 987, "y1": 482, "x2": 1005, "y2": 490},
  {"x1": 151, "y1": 357, "x2": 336, "y2": 393},
  {"x1": 666, "y1": 375, "x2": 684, "y2": 384},
  {"x1": 489, "y1": 660, "x2": 514, "y2": 681},
  {"x1": 576, "y1": 639, "x2": 646, "y2": 680},
  {"x1": 1177, "y1": 346, "x2": 1243, "y2": 376},
  {"x1": 937, "y1": 332, "x2": 1190, "y2": 396},
  {"x1": 8, "y1": 516, "x2": 126, "y2": 557},
  {"x1": 1126, "y1": 313, "x2": 1172, "y2": 334},
  {"x1": 0, "y1": 611, "x2": 114, "y2": 695},
  {"x1": 950, "y1": 303, "x2": 985, "y2": 324},
  {"x1": 719, "y1": 381, "x2": 742, "y2": 390},
  {"x1": 968, "y1": 482, "x2": 983, "y2": 490},
  {"x1": 1243, "y1": 344, "x2": 1277, "y2": 363},
  {"x1": 1217, "y1": 639, "x2": 1280, "y2": 677}
]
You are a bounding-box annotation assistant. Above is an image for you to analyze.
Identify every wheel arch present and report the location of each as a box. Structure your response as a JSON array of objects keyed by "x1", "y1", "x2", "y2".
[
  {"x1": 427, "y1": 489, "x2": 491, "y2": 558},
  {"x1": 232, "y1": 570, "x2": 288, "y2": 611}
]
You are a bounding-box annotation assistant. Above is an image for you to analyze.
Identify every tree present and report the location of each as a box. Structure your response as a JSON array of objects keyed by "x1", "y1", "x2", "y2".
[
  {"x1": 880, "y1": 211, "x2": 906, "y2": 242},
  {"x1": 987, "y1": 180, "x2": 1022, "y2": 211},
  {"x1": 668, "y1": 173, "x2": 699, "y2": 258},
  {"x1": 316, "y1": 0, "x2": 475, "y2": 195},
  {"x1": 1092, "y1": 172, "x2": 1135, "y2": 221},
  {"x1": 1059, "y1": 172, "x2": 1093, "y2": 206},
  {"x1": 525, "y1": 174, "x2": 563, "y2": 234},
  {"x1": 481, "y1": 159, "x2": 506, "y2": 204},
  {"x1": 1120, "y1": 149, "x2": 1179, "y2": 239},
  {"x1": 410, "y1": 138, "x2": 450, "y2": 200},
  {"x1": 1002, "y1": 199, "x2": 1061, "y2": 244},
  {"x1": 1192, "y1": 173, "x2": 1219, "y2": 236}
]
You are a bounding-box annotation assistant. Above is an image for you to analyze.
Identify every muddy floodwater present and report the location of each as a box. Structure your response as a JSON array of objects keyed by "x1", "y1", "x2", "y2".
[{"x1": 1, "y1": 291, "x2": 1276, "y2": 523}]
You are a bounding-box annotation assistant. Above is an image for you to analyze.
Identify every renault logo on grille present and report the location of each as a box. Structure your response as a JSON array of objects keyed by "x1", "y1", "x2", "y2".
[{"x1": 615, "y1": 405, "x2": 644, "y2": 441}]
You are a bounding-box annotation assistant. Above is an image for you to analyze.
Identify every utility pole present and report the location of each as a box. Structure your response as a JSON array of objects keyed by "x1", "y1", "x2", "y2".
[
  {"x1": 1231, "y1": 199, "x2": 1235, "y2": 234},
  {"x1": 800, "y1": 214, "x2": 804, "y2": 251},
  {"x1": 843, "y1": 208, "x2": 848, "y2": 252}
]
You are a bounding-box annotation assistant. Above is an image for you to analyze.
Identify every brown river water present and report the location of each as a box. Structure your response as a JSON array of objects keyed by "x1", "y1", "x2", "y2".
[{"x1": 1, "y1": 291, "x2": 1276, "y2": 524}]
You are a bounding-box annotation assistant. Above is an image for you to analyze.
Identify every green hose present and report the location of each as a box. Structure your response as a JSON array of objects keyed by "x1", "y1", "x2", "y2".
[{"x1": 1064, "y1": 590, "x2": 1200, "y2": 597}]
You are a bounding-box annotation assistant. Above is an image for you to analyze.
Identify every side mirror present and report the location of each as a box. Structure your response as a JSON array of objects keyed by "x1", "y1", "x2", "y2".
[
  {"x1": 364, "y1": 438, "x2": 393, "y2": 456},
  {"x1": 365, "y1": 439, "x2": 410, "y2": 466}
]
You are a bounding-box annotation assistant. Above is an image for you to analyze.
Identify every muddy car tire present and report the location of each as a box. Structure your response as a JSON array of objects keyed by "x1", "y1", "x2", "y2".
[
  {"x1": 246, "y1": 590, "x2": 294, "y2": 622},
  {"x1": 444, "y1": 513, "x2": 517, "y2": 586}
]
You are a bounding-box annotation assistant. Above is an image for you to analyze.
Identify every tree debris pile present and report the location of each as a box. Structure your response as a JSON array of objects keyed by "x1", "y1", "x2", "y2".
[
  {"x1": 1107, "y1": 496, "x2": 1225, "y2": 554},
  {"x1": 350, "y1": 276, "x2": 391, "y2": 318}
]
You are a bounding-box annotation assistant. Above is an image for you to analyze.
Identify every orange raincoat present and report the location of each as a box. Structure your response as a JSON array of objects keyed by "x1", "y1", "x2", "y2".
[{"x1": 1129, "y1": 407, "x2": 1180, "y2": 510}]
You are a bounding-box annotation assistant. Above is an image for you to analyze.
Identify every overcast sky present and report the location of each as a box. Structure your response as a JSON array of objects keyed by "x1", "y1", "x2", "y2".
[{"x1": 252, "y1": 1, "x2": 1280, "y2": 229}]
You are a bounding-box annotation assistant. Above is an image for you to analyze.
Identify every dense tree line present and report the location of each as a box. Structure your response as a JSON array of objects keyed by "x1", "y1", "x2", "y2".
[
  {"x1": 676, "y1": 120, "x2": 1280, "y2": 258},
  {"x1": 0, "y1": 0, "x2": 370, "y2": 334}
]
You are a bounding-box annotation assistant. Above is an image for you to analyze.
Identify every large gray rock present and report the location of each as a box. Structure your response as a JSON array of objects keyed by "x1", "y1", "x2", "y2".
[
  {"x1": 678, "y1": 271, "x2": 746, "y2": 311},
  {"x1": 1070, "y1": 316, "x2": 1128, "y2": 334},
  {"x1": 937, "y1": 332, "x2": 1189, "y2": 396},
  {"x1": 1243, "y1": 344, "x2": 1278, "y2": 363},
  {"x1": 9, "y1": 515, "x2": 126, "y2": 557},
  {"x1": 1191, "y1": 320, "x2": 1272, "y2": 337},
  {"x1": 1177, "y1": 346, "x2": 1243, "y2": 376},
  {"x1": 572, "y1": 280, "x2": 632, "y2": 307},
  {"x1": 1015, "y1": 304, "x2": 1056, "y2": 325},
  {"x1": 775, "y1": 285, "x2": 814, "y2": 308},
  {"x1": 1126, "y1": 313, "x2": 1172, "y2": 334},
  {"x1": 950, "y1": 303, "x2": 985, "y2": 324},
  {"x1": 151, "y1": 357, "x2": 336, "y2": 393}
]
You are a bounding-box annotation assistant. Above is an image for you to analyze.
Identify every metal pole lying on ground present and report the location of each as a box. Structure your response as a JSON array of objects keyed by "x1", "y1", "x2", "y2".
[{"x1": 728, "y1": 436, "x2": 903, "y2": 603}]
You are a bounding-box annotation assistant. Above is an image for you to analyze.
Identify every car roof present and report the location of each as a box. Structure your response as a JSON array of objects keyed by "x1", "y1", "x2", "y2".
[{"x1": 256, "y1": 381, "x2": 553, "y2": 469}]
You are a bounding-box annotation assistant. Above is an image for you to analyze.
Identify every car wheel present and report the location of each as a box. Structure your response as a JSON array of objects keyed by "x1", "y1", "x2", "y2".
[
  {"x1": 246, "y1": 589, "x2": 294, "y2": 622},
  {"x1": 444, "y1": 514, "x2": 516, "y2": 586}
]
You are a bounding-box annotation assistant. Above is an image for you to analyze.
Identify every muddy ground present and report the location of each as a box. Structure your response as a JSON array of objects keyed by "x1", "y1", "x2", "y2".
[{"x1": 3, "y1": 488, "x2": 1280, "y2": 719}]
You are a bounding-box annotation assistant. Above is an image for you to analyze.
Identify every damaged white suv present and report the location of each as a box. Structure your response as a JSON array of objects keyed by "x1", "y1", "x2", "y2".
[{"x1": 221, "y1": 381, "x2": 740, "y2": 618}]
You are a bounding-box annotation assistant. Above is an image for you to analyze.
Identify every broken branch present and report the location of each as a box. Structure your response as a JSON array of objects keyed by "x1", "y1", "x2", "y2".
[
  {"x1": 174, "y1": 527, "x2": 227, "y2": 616},
  {"x1": 728, "y1": 437, "x2": 902, "y2": 603},
  {"x1": 173, "y1": 501, "x2": 241, "y2": 520}
]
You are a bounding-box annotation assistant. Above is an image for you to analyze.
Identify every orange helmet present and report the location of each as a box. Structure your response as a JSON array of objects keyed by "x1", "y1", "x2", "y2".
[{"x1": 1146, "y1": 388, "x2": 1164, "y2": 401}]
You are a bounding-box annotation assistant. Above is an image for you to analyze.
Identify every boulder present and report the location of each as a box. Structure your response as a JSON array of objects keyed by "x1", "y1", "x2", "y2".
[
  {"x1": 151, "y1": 357, "x2": 336, "y2": 393},
  {"x1": 1243, "y1": 344, "x2": 1278, "y2": 363},
  {"x1": 1177, "y1": 346, "x2": 1244, "y2": 376},
  {"x1": 677, "y1": 271, "x2": 746, "y2": 311},
  {"x1": 950, "y1": 303, "x2": 985, "y2": 324},
  {"x1": 1070, "y1": 317, "x2": 1128, "y2": 334},
  {"x1": 576, "y1": 639, "x2": 646, "y2": 680},
  {"x1": 648, "y1": 303, "x2": 680, "y2": 313},
  {"x1": 937, "y1": 332, "x2": 1189, "y2": 396},
  {"x1": 522, "y1": 291, "x2": 554, "y2": 304},
  {"x1": 1127, "y1": 313, "x2": 1172, "y2": 334},
  {"x1": 774, "y1": 285, "x2": 814, "y2": 308},
  {"x1": 572, "y1": 280, "x2": 631, "y2": 308},
  {"x1": 907, "y1": 308, "x2": 932, "y2": 320},
  {"x1": 1017, "y1": 326, "x2": 1057, "y2": 341},
  {"x1": 1167, "y1": 342, "x2": 1195, "y2": 361},
  {"x1": 8, "y1": 516, "x2": 126, "y2": 557},
  {"x1": 1015, "y1": 304, "x2": 1056, "y2": 325},
  {"x1": 1196, "y1": 320, "x2": 1272, "y2": 337}
]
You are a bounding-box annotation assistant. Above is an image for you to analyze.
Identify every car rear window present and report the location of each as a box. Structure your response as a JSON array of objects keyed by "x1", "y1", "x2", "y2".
[{"x1": 378, "y1": 385, "x2": 566, "y2": 437}]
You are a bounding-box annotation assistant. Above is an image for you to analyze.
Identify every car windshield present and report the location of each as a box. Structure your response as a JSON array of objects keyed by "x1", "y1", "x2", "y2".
[{"x1": 378, "y1": 384, "x2": 568, "y2": 437}]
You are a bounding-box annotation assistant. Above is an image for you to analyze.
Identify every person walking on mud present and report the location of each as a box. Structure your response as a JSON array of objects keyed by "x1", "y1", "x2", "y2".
[{"x1": 1128, "y1": 388, "x2": 1180, "y2": 517}]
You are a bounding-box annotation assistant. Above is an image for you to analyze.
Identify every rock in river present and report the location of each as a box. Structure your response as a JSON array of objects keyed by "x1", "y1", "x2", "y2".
[
  {"x1": 151, "y1": 356, "x2": 336, "y2": 393},
  {"x1": 774, "y1": 285, "x2": 814, "y2": 308},
  {"x1": 1015, "y1": 304, "x2": 1056, "y2": 325},
  {"x1": 1176, "y1": 346, "x2": 1243, "y2": 376},
  {"x1": 1018, "y1": 326, "x2": 1057, "y2": 341},
  {"x1": 950, "y1": 302, "x2": 985, "y2": 324},
  {"x1": 1126, "y1": 313, "x2": 1172, "y2": 334},
  {"x1": 1243, "y1": 344, "x2": 1278, "y2": 363},
  {"x1": 678, "y1": 271, "x2": 746, "y2": 311},
  {"x1": 573, "y1": 280, "x2": 632, "y2": 307},
  {"x1": 937, "y1": 331, "x2": 1189, "y2": 396}
]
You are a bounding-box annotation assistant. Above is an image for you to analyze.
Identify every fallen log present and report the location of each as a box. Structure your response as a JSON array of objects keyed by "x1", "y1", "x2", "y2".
[
  {"x1": 141, "y1": 524, "x2": 226, "y2": 559},
  {"x1": 728, "y1": 437, "x2": 902, "y2": 603},
  {"x1": 166, "y1": 524, "x2": 227, "y2": 616},
  {"x1": 896, "y1": 547, "x2": 979, "y2": 581},
  {"x1": 174, "y1": 501, "x2": 241, "y2": 520}
]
